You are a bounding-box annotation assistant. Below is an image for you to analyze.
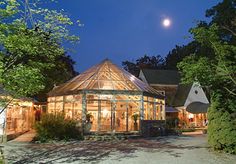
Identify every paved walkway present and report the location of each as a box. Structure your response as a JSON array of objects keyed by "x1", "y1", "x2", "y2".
[
  {"x1": 1, "y1": 133, "x2": 236, "y2": 163},
  {"x1": 10, "y1": 130, "x2": 36, "y2": 142}
]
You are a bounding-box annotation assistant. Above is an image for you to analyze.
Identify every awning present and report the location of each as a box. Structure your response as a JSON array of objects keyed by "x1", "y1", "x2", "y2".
[
  {"x1": 186, "y1": 102, "x2": 209, "y2": 114},
  {"x1": 165, "y1": 106, "x2": 179, "y2": 113}
]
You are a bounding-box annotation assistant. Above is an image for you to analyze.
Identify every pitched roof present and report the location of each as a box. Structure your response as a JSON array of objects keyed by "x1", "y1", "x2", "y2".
[
  {"x1": 141, "y1": 69, "x2": 180, "y2": 85},
  {"x1": 49, "y1": 59, "x2": 163, "y2": 97},
  {"x1": 171, "y1": 84, "x2": 192, "y2": 107}
]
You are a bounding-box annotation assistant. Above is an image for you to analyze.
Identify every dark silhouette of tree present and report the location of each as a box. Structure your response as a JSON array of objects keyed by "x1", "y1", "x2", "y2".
[{"x1": 122, "y1": 55, "x2": 164, "y2": 76}]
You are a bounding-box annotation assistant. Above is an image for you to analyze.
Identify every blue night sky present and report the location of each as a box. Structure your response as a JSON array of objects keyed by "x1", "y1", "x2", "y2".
[{"x1": 52, "y1": 0, "x2": 221, "y2": 72}]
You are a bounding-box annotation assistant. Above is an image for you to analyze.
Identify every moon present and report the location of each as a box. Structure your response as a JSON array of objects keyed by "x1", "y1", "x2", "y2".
[{"x1": 162, "y1": 18, "x2": 171, "y2": 27}]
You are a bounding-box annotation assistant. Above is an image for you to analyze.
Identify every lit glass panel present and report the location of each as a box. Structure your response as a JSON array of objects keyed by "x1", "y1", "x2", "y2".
[
  {"x1": 87, "y1": 101, "x2": 98, "y2": 131},
  {"x1": 55, "y1": 96, "x2": 63, "y2": 102},
  {"x1": 128, "y1": 101, "x2": 140, "y2": 131}
]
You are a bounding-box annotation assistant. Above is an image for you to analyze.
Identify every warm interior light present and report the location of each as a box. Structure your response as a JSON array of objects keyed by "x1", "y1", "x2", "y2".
[
  {"x1": 102, "y1": 108, "x2": 109, "y2": 117},
  {"x1": 188, "y1": 113, "x2": 194, "y2": 119}
]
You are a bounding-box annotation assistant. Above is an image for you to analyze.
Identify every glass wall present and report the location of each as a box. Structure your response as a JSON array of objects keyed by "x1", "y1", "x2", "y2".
[
  {"x1": 6, "y1": 101, "x2": 34, "y2": 135},
  {"x1": 143, "y1": 96, "x2": 165, "y2": 120},
  {"x1": 47, "y1": 93, "x2": 164, "y2": 132}
]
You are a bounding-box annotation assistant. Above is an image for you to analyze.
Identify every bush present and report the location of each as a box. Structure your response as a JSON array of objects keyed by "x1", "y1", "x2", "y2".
[
  {"x1": 208, "y1": 93, "x2": 236, "y2": 154},
  {"x1": 166, "y1": 118, "x2": 179, "y2": 128},
  {"x1": 35, "y1": 113, "x2": 83, "y2": 142}
]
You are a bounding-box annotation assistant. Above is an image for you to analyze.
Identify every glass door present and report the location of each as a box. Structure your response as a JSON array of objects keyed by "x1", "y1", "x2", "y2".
[{"x1": 100, "y1": 100, "x2": 112, "y2": 132}]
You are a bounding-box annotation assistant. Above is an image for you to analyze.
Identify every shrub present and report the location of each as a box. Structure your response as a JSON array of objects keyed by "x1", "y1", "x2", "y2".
[
  {"x1": 35, "y1": 113, "x2": 83, "y2": 142},
  {"x1": 166, "y1": 118, "x2": 179, "y2": 129},
  {"x1": 208, "y1": 93, "x2": 236, "y2": 154}
]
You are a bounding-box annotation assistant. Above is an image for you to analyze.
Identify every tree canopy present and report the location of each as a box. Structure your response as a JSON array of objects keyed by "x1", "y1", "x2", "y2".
[
  {"x1": 0, "y1": 0, "x2": 79, "y2": 100},
  {"x1": 178, "y1": 0, "x2": 236, "y2": 154},
  {"x1": 122, "y1": 55, "x2": 164, "y2": 76}
]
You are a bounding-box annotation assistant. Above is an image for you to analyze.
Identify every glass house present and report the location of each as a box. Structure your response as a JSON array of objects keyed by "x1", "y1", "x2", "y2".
[{"x1": 48, "y1": 59, "x2": 165, "y2": 133}]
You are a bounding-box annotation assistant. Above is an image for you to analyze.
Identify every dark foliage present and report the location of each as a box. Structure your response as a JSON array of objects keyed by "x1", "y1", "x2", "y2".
[
  {"x1": 122, "y1": 55, "x2": 165, "y2": 76},
  {"x1": 35, "y1": 113, "x2": 83, "y2": 142}
]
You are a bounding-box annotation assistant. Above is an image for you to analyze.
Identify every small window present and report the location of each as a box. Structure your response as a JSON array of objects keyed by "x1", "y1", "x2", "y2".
[{"x1": 195, "y1": 90, "x2": 198, "y2": 94}]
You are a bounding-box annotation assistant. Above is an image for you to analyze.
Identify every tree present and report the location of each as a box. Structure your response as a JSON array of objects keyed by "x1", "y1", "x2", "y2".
[
  {"x1": 164, "y1": 41, "x2": 215, "y2": 70},
  {"x1": 122, "y1": 55, "x2": 164, "y2": 76},
  {"x1": 206, "y1": 0, "x2": 236, "y2": 44},
  {"x1": 35, "y1": 54, "x2": 78, "y2": 101},
  {"x1": 178, "y1": 0, "x2": 236, "y2": 153},
  {"x1": 0, "y1": 0, "x2": 79, "y2": 101}
]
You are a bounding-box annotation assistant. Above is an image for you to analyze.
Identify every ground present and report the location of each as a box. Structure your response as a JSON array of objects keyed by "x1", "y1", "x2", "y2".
[{"x1": 1, "y1": 132, "x2": 236, "y2": 164}]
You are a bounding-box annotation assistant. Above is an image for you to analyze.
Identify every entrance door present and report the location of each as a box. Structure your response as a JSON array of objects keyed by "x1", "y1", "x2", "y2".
[
  {"x1": 115, "y1": 101, "x2": 128, "y2": 132},
  {"x1": 99, "y1": 101, "x2": 122, "y2": 132},
  {"x1": 100, "y1": 100, "x2": 112, "y2": 131}
]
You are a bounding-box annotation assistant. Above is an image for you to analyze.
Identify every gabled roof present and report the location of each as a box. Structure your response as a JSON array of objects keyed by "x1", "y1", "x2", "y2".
[
  {"x1": 49, "y1": 59, "x2": 163, "y2": 97},
  {"x1": 171, "y1": 84, "x2": 192, "y2": 107},
  {"x1": 140, "y1": 69, "x2": 180, "y2": 85}
]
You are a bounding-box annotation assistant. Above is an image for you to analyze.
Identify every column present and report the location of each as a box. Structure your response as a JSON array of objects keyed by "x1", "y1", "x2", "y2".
[{"x1": 82, "y1": 93, "x2": 87, "y2": 135}]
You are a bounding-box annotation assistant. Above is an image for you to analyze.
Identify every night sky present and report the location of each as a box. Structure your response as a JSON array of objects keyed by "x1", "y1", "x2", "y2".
[{"x1": 52, "y1": 0, "x2": 221, "y2": 72}]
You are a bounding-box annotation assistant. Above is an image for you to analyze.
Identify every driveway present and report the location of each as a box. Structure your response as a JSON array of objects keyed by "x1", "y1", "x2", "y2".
[{"x1": 1, "y1": 134, "x2": 236, "y2": 164}]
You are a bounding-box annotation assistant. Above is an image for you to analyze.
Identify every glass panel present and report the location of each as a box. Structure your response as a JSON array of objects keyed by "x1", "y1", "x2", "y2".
[
  {"x1": 149, "y1": 102, "x2": 154, "y2": 120},
  {"x1": 65, "y1": 95, "x2": 74, "y2": 102},
  {"x1": 99, "y1": 94, "x2": 113, "y2": 100},
  {"x1": 98, "y1": 72, "x2": 110, "y2": 80},
  {"x1": 148, "y1": 97, "x2": 154, "y2": 102},
  {"x1": 112, "y1": 80, "x2": 128, "y2": 90},
  {"x1": 128, "y1": 101, "x2": 140, "y2": 131},
  {"x1": 74, "y1": 95, "x2": 81, "y2": 101},
  {"x1": 115, "y1": 101, "x2": 127, "y2": 132},
  {"x1": 100, "y1": 101, "x2": 111, "y2": 131},
  {"x1": 55, "y1": 102, "x2": 63, "y2": 112},
  {"x1": 86, "y1": 94, "x2": 98, "y2": 100},
  {"x1": 88, "y1": 80, "x2": 99, "y2": 89},
  {"x1": 99, "y1": 80, "x2": 113, "y2": 90},
  {"x1": 74, "y1": 101, "x2": 82, "y2": 120},
  {"x1": 87, "y1": 101, "x2": 98, "y2": 131},
  {"x1": 47, "y1": 102, "x2": 55, "y2": 113},
  {"x1": 115, "y1": 95, "x2": 129, "y2": 101},
  {"x1": 48, "y1": 97, "x2": 55, "y2": 102},
  {"x1": 64, "y1": 102, "x2": 73, "y2": 119},
  {"x1": 156, "y1": 104, "x2": 160, "y2": 120},
  {"x1": 128, "y1": 95, "x2": 141, "y2": 101},
  {"x1": 55, "y1": 96, "x2": 63, "y2": 102},
  {"x1": 143, "y1": 96, "x2": 148, "y2": 101},
  {"x1": 144, "y1": 102, "x2": 148, "y2": 120}
]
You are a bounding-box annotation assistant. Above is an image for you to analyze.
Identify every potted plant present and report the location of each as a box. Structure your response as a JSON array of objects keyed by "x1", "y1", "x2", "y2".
[
  {"x1": 84, "y1": 113, "x2": 93, "y2": 134},
  {"x1": 131, "y1": 113, "x2": 139, "y2": 131}
]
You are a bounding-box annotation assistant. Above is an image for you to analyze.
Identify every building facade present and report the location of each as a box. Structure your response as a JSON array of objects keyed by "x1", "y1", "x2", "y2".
[
  {"x1": 48, "y1": 59, "x2": 165, "y2": 133},
  {"x1": 139, "y1": 69, "x2": 209, "y2": 128}
]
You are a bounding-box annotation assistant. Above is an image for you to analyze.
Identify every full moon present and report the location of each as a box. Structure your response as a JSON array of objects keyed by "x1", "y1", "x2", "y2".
[{"x1": 162, "y1": 18, "x2": 171, "y2": 27}]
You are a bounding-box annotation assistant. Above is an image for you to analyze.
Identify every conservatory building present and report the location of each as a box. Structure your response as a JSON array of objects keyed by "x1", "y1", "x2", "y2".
[{"x1": 48, "y1": 59, "x2": 165, "y2": 133}]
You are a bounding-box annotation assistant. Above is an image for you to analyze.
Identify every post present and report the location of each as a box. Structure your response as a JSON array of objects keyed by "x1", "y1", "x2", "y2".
[
  {"x1": 139, "y1": 95, "x2": 144, "y2": 133},
  {"x1": 126, "y1": 101, "x2": 128, "y2": 132},
  {"x1": 82, "y1": 93, "x2": 87, "y2": 136},
  {"x1": 97, "y1": 100, "x2": 101, "y2": 132},
  {"x1": 154, "y1": 100, "x2": 157, "y2": 120},
  {"x1": 111, "y1": 101, "x2": 116, "y2": 133}
]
